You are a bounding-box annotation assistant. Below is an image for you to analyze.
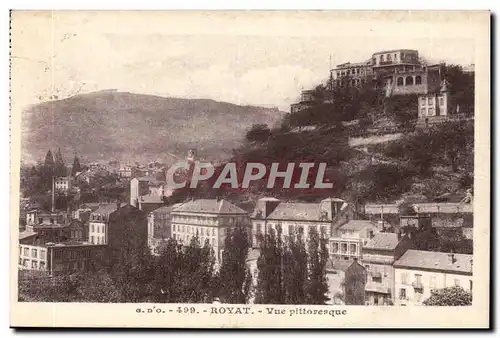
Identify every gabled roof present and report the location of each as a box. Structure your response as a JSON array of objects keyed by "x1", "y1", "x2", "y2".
[
  {"x1": 364, "y1": 233, "x2": 400, "y2": 251},
  {"x1": 394, "y1": 250, "x2": 472, "y2": 275},
  {"x1": 340, "y1": 220, "x2": 376, "y2": 232},
  {"x1": 173, "y1": 199, "x2": 247, "y2": 215},
  {"x1": 266, "y1": 203, "x2": 322, "y2": 221}
]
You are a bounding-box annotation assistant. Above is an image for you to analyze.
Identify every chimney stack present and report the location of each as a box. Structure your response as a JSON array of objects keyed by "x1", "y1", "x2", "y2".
[
  {"x1": 448, "y1": 253, "x2": 456, "y2": 264},
  {"x1": 51, "y1": 176, "x2": 55, "y2": 212}
]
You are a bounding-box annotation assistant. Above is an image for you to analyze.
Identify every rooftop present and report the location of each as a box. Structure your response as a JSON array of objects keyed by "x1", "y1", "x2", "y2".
[
  {"x1": 364, "y1": 204, "x2": 400, "y2": 215},
  {"x1": 364, "y1": 233, "x2": 400, "y2": 251},
  {"x1": 139, "y1": 195, "x2": 164, "y2": 204},
  {"x1": 173, "y1": 199, "x2": 247, "y2": 215},
  {"x1": 339, "y1": 220, "x2": 376, "y2": 232},
  {"x1": 152, "y1": 203, "x2": 182, "y2": 214},
  {"x1": 92, "y1": 203, "x2": 127, "y2": 216},
  {"x1": 326, "y1": 259, "x2": 354, "y2": 272},
  {"x1": 413, "y1": 203, "x2": 473, "y2": 214},
  {"x1": 19, "y1": 231, "x2": 37, "y2": 240},
  {"x1": 266, "y1": 203, "x2": 323, "y2": 221},
  {"x1": 393, "y1": 250, "x2": 472, "y2": 275}
]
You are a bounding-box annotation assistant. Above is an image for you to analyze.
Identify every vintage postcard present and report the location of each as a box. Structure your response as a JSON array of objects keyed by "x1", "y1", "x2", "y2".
[{"x1": 10, "y1": 10, "x2": 490, "y2": 328}]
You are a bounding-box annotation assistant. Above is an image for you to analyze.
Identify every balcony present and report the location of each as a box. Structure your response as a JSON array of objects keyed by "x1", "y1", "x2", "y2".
[{"x1": 412, "y1": 281, "x2": 424, "y2": 291}]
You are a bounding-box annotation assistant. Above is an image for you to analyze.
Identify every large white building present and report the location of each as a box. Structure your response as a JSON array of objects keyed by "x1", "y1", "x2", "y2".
[
  {"x1": 170, "y1": 198, "x2": 250, "y2": 261},
  {"x1": 250, "y1": 197, "x2": 353, "y2": 248},
  {"x1": 393, "y1": 250, "x2": 473, "y2": 306}
]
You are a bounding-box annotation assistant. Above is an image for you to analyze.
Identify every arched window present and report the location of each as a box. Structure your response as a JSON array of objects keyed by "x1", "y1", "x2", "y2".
[
  {"x1": 397, "y1": 77, "x2": 404, "y2": 86},
  {"x1": 387, "y1": 54, "x2": 392, "y2": 61},
  {"x1": 380, "y1": 55, "x2": 384, "y2": 62},
  {"x1": 405, "y1": 76, "x2": 414, "y2": 86},
  {"x1": 415, "y1": 75, "x2": 422, "y2": 85}
]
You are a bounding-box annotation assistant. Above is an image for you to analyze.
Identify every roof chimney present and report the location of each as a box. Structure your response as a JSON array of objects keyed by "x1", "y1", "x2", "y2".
[{"x1": 448, "y1": 253, "x2": 456, "y2": 264}]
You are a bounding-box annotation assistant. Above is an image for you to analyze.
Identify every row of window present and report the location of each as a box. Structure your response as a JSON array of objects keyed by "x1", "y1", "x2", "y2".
[
  {"x1": 20, "y1": 258, "x2": 46, "y2": 270},
  {"x1": 396, "y1": 75, "x2": 422, "y2": 86},
  {"x1": 420, "y1": 96, "x2": 445, "y2": 106},
  {"x1": 91, "y1": 223, "x2": 105, "y2": 234},
  {"x1": 335, "y1": 79, "x2": 366, "y2": 88},
  {"x1": 254, "y1": 223, "x2": 327, "y2": 236},
  {"x1": 336, "y1": 68, "x2": 365, "y2": 77},
  {"x1": 172, "y1": 215, "x2": 218, "y2": 224},
  {"x1": 90, "y1": 214, "x2": 107, "y2": 221},
  {"x1": 90, "y1": 235, "x2": 105, "y2": 245},
  {"x1": 52, "y1": 249, "x2": 92, "y2": 259},
  {"x1": 399, "y1": 273, "x2": 471, "y2": 291},
  {"x1": 172, "y1": 233, "x2": 217, "y2": 247},
  {"x1": 330, "y1": 243, "x2": 358, "y2": 254},
  {"x1": 172, "y1": 224, "x2": 225, "y2": 237},
  {"x1": 20, "y1": 247, "x2": 46, "y2": 259}
]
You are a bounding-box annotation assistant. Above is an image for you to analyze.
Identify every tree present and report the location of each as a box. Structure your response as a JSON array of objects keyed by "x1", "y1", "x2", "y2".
[
  {"x1": 217, "y1": 226, "x2": 251, "y2": 304},
  {"x1": 305, "y1": 227, "x2": 329, "y2": 305},
  {"x1": 42, "y1": 150, "x2": 55, "y2": 191},
  {"x1": 54, "y1": 148, "x2": 67, "y2": 177},
  {"x1": 282, "y1": 231, "x2": 308, "y2": 304},
  {"x1": 423, "y1": 286, "x2": 472, "y2": 306},
  {"x1": 71, "y1": 155, "x2": 82, "y2": 176},
  {"x1": 255, "y1": 228, "x2": 285, "y2": 304}
]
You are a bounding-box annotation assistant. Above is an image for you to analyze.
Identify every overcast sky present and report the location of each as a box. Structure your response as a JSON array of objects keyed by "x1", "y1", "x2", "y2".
[{"x1": 11, "y1": 11, "x2": 478, "y2": 112}]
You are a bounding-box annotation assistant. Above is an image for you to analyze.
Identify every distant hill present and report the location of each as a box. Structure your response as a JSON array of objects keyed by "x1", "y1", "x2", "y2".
[{"x1": 21, "y1": 90, "x2": 285, "y2": 164}]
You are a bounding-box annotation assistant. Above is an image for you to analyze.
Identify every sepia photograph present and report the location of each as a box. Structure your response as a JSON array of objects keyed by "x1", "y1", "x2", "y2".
[{"x1": 9, "y1": 10, "x2": 490, "y2": 328}]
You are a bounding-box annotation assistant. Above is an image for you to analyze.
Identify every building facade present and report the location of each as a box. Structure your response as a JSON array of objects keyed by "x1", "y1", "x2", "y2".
[
  {"x1": 18, "y1": 241, "x2": 106, "y2": 275},
  {"x1": 171, "y1": 199, "x2": 250, "y2": 261},
  {"x1": 361, "y1": 232, "x2": 415, "y2": 305},
  {"x1": 393, "y1": 250, "x2": 473, "y2": 306},
  {"x1": 251, "y1": 197, "x2": 352, "y2": 249},
  {"x1": 147, "y1": 204, "x2": 181, "y2": 255},
  {"x1": 329, "y1": 220, "x2": 380, "y2": 261},
  {"x1": 54, "y1": 177, "x2": 73, "y2": 192}
]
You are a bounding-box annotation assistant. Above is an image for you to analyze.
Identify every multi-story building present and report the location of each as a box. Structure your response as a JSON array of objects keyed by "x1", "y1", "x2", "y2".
[
  {"x1": 171, "y1": 198, "x2": 250, "y2": 261},
  {"x1": 147, "y1": 203, "x2": 181, "y2": 255},
  {"x1": 393, "y1": 250, "x2": 473, "y2": 306},
  {"x1": 88, "y1": 202, "x2": 127, "y2": 245},
  {"x1": 325, "y1": 258, "x2": 367, "y2": 305},
  {"x1": 329, "y1": 220, "x2": 380, "y2": 261},
  {"x1": 251, "y1": 197, "x2": 353, "y2": 249},
  {"x1": 25, "y1": 209, "x2": 66, "y2": 227},
  {"x1": 105, "y1": 204, "x2": 148, "y2": 263},
  {"x1": 329, "y1": 60, "x2": 373, "y2": 88},
  {"x1": 290, "y1": 89, "x2": 317, "y2": 114},
  {"x1": 18, "y1": 241, "x2": 106, "y2": 275},
  {"x1": 416, "y1": 79, "x2": 462, "y2": 126},
  {"x1": 361, "y1": 232, "x2": 415, "y2": 305},
  {"x1": 54, "y1": 177, "x2": 73, "y2": 192},
  {"x1": 118, "y1": 164, "x2": 133, "y2": 178}
]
